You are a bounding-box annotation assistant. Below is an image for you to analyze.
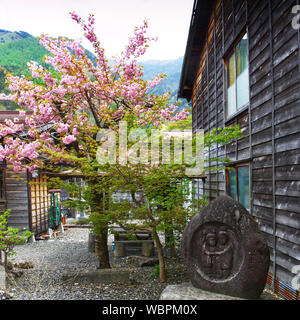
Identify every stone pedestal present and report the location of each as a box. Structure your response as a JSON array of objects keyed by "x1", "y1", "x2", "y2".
[
  {"x1": 142, "y1": 241, "x2": 154, "y2": 257},
  {"x1": 160, "y1": 283, "x2": 244, "y2": 300},
  {"x1": 160, "y1": 282, "x2": 279, "y2": 300},
  {"x1": 114, "y1": 242, "x2": 126, "y2": 257},
  {"x1": 114, "y1": 240, "x2": 155, "y2": 257},
  {"x1": 0, "y1": 265, "x2": 6, "y2": 291}
]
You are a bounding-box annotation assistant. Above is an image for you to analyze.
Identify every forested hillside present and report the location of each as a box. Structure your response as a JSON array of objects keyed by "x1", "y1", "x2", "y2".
[
  {"x1": 0, "y1": 29, "x2": 32, "y2": 43},
  {"x1": 141, "y1": 57, "x2": 187, "y2": 108},
  {"x1": 0, "y1": 30, "x2": 189, "y2": 111}
]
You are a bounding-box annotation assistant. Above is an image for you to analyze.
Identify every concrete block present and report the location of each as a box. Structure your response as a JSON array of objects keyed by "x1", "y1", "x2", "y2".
[
  {"x1": 0, "y1": 265, "x2": 6, "y2": 291},
  {"x1": 114, "y1": 242, "x2": 126, "y2": 257},
  {"x1": 142, "y1": 242, "x2": 154, "y2": 257}
]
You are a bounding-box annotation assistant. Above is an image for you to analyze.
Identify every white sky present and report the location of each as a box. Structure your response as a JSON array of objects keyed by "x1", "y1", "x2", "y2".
[{"x1": 0, "y1": 0, "x2": 194, "y2": 61}]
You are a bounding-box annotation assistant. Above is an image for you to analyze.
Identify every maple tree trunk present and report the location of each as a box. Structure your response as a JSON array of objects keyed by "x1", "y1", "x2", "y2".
[
  {"x1": 165, "y1": 222, "x2": 177, "y2": 258},
  {"x1": 90, "y1": 185, "x2": 111, "y2": 269},
  {"x1": 96, "y1": 226, "x2": 111, "y2": 269},
  {"x1": 152, "y1": 230, "x2": 166, "y2": 283}
]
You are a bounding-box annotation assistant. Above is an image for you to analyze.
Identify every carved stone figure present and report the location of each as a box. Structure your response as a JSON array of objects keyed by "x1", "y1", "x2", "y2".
[{"x1": 181, "y1": 196, "x2": 270, "y2": 299}]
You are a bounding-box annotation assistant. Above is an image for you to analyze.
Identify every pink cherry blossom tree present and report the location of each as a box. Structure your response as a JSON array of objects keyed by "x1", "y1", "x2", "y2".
[{"x1": 0, "y1": 12, "x2": 189, "y2": 268}]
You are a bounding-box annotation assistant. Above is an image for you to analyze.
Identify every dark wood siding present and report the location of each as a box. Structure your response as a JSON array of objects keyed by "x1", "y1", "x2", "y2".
[
  {"x1": 4, "y1": 167, "x2": 51, "y2": 235},
  {"x1": 5, "y1": 165, "x2": 30, "y2": 231},
  {"x1": 0, "y1": 165, "x2": 6, "y2": 214},
  {"x1": 192, "y1": 0, "x2": 300, "y2": 299},
  {"x1": 192, "y1": 0, "x2": 226, "y2": 200}
]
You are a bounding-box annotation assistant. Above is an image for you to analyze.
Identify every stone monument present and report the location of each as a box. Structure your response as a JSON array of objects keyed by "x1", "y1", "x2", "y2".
[{"x1": 181, "y1": 196, "x2": 270, "y2": 299}]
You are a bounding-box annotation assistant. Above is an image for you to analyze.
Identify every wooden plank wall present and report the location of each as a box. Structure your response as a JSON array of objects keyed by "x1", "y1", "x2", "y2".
[
  {"x1": 248, "y1": 0, "x2": 300, "y2": 290},
  {"x1": 0, "y1": 167, "x2": 6, "y2": 214},
  {"x1": 30, "y1": 174, "x2": 51, "y2": 235},
  {"x1": 5, "y1": 165, "x2": 30, "y2": 231},
  {"x1": 192, "y1": 0, "x2": 300, "y2": 297},
  {"x1": 192, "y1": 0, "x2": 226, "y2": 200},
  {"x1": 2, "y1": 168, "x2": 53, "y2": 235}
]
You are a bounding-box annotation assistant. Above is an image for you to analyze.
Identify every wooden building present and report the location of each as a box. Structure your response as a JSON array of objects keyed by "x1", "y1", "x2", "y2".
[
  {"x1": 0, "y1": 111, "x2": 59, "y2": 235},
  {"x1": 4, "y1": 165, "x2": 52, "y2": 235},
  {"x1": 179, "y1": 0, "x2": 300, "y2": 300}
]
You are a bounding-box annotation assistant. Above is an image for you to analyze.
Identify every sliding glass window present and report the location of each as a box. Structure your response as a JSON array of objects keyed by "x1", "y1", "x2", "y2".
[
  {"x1": 226, "y1": 33, "x2": 249, "y2": 118},
  {"x1": 227, "y1": 165, "x2": 250, "y2": 211}
]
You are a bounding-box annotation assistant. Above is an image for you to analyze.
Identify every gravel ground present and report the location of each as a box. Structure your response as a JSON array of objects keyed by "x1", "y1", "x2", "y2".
[
  {"x1": 4, "y1": 228, "x2": 188, "y2": 300},
  {"x1": 2, "y1": 227, "x2": 281, "y2": 300}
]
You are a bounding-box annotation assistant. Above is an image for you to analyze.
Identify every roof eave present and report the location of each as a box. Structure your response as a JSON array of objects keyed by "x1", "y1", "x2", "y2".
[{"x1": 178, "y1": 0, "x2": 215, "y2": 102}]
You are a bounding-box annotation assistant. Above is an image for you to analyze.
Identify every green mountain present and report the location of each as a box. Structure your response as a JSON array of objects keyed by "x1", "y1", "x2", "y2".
[
  {"x1": 0, "y1": 36, "x2": 48, "y2": 74},
  {"x1": 141, "y1": 57, "x2": 187, "y2": 108},
  {"x1": 0, "y1": 29, "x2": 32, "y2": 43},
  {"x1": 0, "y1": 32, "x2": 49, "y2": 110},
  {"x1": 0, "y1": 30, "x2": 188, "y2": 111}
]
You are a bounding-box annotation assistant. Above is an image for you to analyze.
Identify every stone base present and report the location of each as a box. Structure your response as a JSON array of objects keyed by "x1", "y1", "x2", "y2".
[
  {"x1": 61, "y1": 268, "x2": 131, "y2": 285},
  {"x1": 160, "y1": 283, "x2": 244, "y2": 300},
  {"x1": 0, "y1": 265, "x2": 6, "y2": 291},
  {"x1": 114, "y1": 240, "x2": 154, "y2": 258},
  {"x1": 125, "y1": 256, "x2": 159, "y2": 267}
]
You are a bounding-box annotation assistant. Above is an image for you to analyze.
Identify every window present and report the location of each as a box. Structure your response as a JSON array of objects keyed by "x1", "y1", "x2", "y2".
[
  {"x1": 226, "y1": 33, "x2": 249, "y2": 118},
  {"x1": 226, "y1": 165, "x2": 250, "y2": 211}
]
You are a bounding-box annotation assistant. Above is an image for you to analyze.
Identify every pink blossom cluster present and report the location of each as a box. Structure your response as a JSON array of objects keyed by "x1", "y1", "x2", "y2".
[
  {"x1": 70, "y1": 12, "x2": 81, "y2": 23},
  {"x1": 40, "y1": 35, "x2": 77, "y2": 74},
  {"x1": 68, "y1": 40, "x2": 85, "y2": 57},
  {"x1": 27, "y1": 61, "x2": 44, "y2": 78},
  {"x1": 70, "y1": 12, "x2": 107, "y2": 69},
  {"x1": 0, "y1": 137, "x2": 41, "y2": 172},
  {"x1": 146, "y1": 75, "x2": 165, "y2": 90},
  {"x1": 20, "y1": 142, "x2": 40, "y2": 159},
  {"x1": 62, "y1": 134, "x2": 76, "y2": 145},
  {"x1": 57, "y1": 123, "x2": 70, "y2": 133},
  {"x1": 160, "y1": 104, "x2": 190, "y2": 122},
  {"x1": 0, "y1": 12, "x2": 189, "y2": 173},
  {"x1": 170, "y1": 109, "x2": 190, "y2": 122},
  {"x1": 0, "y1": 120, "x2": 24, "y2": 138},
  {"x1": 124, "y1": 21, "x2": 155, "y2": 59}
]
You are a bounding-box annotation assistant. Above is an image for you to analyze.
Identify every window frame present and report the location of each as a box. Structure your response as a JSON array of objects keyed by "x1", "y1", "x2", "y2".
[
  {"x1": 224, "y1": 29, "x2": 250, "y2": 120},
  {"x1": 226, "y1": 162, "x2": 251, "y2": 213}
]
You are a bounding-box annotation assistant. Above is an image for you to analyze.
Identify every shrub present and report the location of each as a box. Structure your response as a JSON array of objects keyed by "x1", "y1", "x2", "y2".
[{"x1": 0, "y1": 210, "x2": 33, "y2": 271}]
